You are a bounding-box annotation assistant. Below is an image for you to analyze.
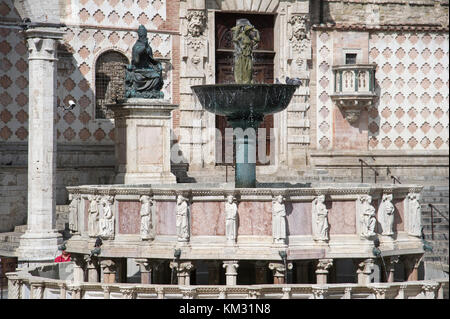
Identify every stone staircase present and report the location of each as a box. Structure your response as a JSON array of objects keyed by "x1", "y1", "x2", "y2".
[{"x1": 420, "y1": 185, "x2": 449, "y2": 267}]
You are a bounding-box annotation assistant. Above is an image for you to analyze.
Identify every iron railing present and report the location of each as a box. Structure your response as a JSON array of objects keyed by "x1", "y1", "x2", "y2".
[
  {"x1": 428, "y1": 203, "x2": 449, "y2": 240},
  {"x1": 359, "y1": 159, "x2": 379, "y2": 184}
]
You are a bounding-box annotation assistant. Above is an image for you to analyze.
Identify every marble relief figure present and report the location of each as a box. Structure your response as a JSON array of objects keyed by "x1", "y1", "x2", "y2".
[
  {"x1": 408, "y1": 193, "x2": 422, "y2": 237},
  {"x1": 312, "y1": 195, "x2": 329, "y2": 242},
  {"x1": 379, "y1": 194, "x2": 395, "y2": 236},
  {"x1": 360, "y1": 195, "x2": 376, "y2": 239},
  {"x1": 99, "y1": 196, "x2": 115, "y2": 239},
  {"x1": 272, "y1": 195, "x2": 287, "y2": 244},
  {"x1": 225, "y1": 195, "x2": 238, "y2": 243},
  {"x1": 88, "y1": 195, "x2": 100, "y2": 237},
  {"x1": 140, "y1": 195, "x2": 154, "y2": 240},
  {"x1": 176, "y1": 195, "x2": 190, "y2": 242},
  {"x1": 68, "y1": 193, "x2": 79, "y2": 233}
]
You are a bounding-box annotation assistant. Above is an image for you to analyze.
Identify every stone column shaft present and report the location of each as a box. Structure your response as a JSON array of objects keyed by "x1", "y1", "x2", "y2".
[
  {"x1": 17, "y1": 27, "x2": 65, "y2": 266},
  {"x1": 170, "y1": 261, "x2": 195, "y2": 285}
]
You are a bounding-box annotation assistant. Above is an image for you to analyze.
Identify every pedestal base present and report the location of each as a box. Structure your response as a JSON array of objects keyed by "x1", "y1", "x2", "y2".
[
  {"x1": 17, "y1": 231, "x2": 63, "y2": 267},
  {"x1": 108, "y1": 99, "x2": 178, "y2": 185}
]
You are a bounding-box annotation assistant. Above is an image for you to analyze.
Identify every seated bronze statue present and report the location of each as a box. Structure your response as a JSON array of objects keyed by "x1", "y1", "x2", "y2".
[{"x1": 125, "y1": 25, "x2": 164, "y2": 99}]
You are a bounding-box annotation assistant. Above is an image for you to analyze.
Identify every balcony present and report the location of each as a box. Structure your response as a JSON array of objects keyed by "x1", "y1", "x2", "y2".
[{"x1": 330, "y1": 64, "x2": 377, "y2": 124}]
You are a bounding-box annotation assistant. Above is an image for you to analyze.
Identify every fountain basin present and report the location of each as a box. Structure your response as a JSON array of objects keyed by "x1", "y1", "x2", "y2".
[{"x1": 192, "y1": 84, "x2": 299, "y2": 123}]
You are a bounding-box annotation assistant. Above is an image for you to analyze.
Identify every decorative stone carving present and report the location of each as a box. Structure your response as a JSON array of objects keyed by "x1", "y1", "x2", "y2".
[
  {"x1": 88, "y1": 195, "x2": 100, "y2": 238},
  {"x1": 387, "y1": 255, "x2": 400, "y2": 283},
  {"x1": 120, "y1": 287, "x2": 136, "y2": 299},
  {"x1": 8, "y1": 277, "x2": 22, "y2": 299},
  {"x1": 176, "y1": 195, "x2": 190, "y2": 242},
  {"x1": 99, "y1": 195, "x2": 115, "y2": 239},
  {"x1": 379, "y1": 194, "x2": 395, "y2": 236},
  {"x1": 225, "y1": 195, "x2": 238, "y2": 243},
  {"x1": 315, "y1": 259, "x2": 333, "y2": 284},
  {"x1": 269, "y1": 262, "x2": 293, "y2": 284},
  {"x1": 356, "y1": 258, "x2": 375, "y2": 285},
  {"x1": 288, "y1": 15, "x2": 310, "y2": 53},
  {"x1": 272, "y1": 195, "x2": 287, "y2": 244},
  {"x1": 181, "y1": 287, "x2": 197, "y2": 299},
  {"x1": 68, "y1": 193, "x2": 79, "y2": 233},
  {"x1": 312, "y1": 195, "x2": 329, "y2": 242},
  {"x1": 422, "y1": 282, "x2": 439, "y2": 299},
  {"x1": 140, "y1": 195, "x2": 155, "y2": 240},
  {"x1": 312, "y1": 287, "x2": 328, "y2": 299},
  {"x1": 186, "y1": 10, "x2": 207, "y2": 37},
  {"x1": 170, "y1": 261, "x2": 195, "y2": 285},
  {"x1": 407, "y1": 193, "x2": 422, "y2": 237},
  {"x1": 359, "y1": 195, "x2": 377, "y2": 239},
  {"x1": 247, "y1": 288, "x2": 261, "y2": 299},
  {"x1": 371, "y1": 286, "x2": 388, "y2": 299}
]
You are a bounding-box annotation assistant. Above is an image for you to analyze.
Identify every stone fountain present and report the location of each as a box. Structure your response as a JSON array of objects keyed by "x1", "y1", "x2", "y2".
[
  {"x1": 192, "y1": 19, "x2": 299, "y2": 188},
  {"x1": 61, "y1": 22, "x2": 425, "y2": 289}
]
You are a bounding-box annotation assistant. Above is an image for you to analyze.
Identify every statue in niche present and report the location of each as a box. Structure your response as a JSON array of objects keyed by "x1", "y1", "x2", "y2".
[
  {"x1": 176, "y1": 195, "x2": 190, "y2": 242},
  {"x1": 99, "y1": 195, "x2": 115, "y2": 239},
  {"x1": 140, "y1": 195, "x2": 154, "y2": 240},
  {"x1": 88, "y1": 195, "x2": 100, "y2": 237},
  {"x1": 231, "y1": 19, "x2": 260, "y2": 84},
  {"x1": 360, "y1": 195, "x2": 376, "y2": 239},
  {"x1": 125, "y1": 25, "x2": 164, "y2": 99},
  {"x1": 225, "y1": 195, "x2": 238, "y2": 243},
  {"x1": 312, "y1": 195, "x2": 329, "y2": 242},
  {"x1": 379, "y1": 194, "x2": 395, "y2": 236},
  {"x1": 68, "y1": 193, "x2": 79, "y2": 233},
  {"x1": 272, "y1": 195, "x2": 287, "y2": 244},
  {"x1": 408, "y1": 193, "x2": 422, "y2": 237}
]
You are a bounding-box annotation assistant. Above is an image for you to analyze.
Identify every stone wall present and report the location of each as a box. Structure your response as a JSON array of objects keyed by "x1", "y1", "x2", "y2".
[{"x1": 311, "y1": 0, "x2": 449, "y2": 27}]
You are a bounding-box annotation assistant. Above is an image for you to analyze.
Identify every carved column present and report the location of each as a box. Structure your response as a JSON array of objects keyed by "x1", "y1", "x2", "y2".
[
  {"x1": 135, "y1": 258, "x2": 159, "y2": 284},
  {"x1": 403, "y1": 254, "x2": 422, "y2": 281},
  {"x1": 101, "y1": 259, "x2": 117, "y2": 284},
  {"x1": 223, "y1": 261, "x2": 239, "y2": 286},
  {"x1": 355, "y1": 258, "x2": 375, "y2": 285},
  {"x1": 315, "y1": 259, "x2": 333, "y2": 284},
  {"x1": 85, "y1": 256, "x2": 99, "y2": 283},
  {"x1": 170, "y1": 261, "x2": 195, "y2": 285},
  {"x1": 72, "y1": 254, "x2": 86, "y2": 283},
  {"x1": 17, "y1": 27, "x2": 65, "y2": 267},
  {"x1": 269, "y1": 262, "x2": 293, "y2": 284},
  {"x1": 102, "y1": 285, "x2": 111, "y2": 299},
  {"x1": 7, "y1": 275, "x2": 22, "y2": 299},
  {"x1": 386, "y1": 255, "x2": 400, "y2": 283}
]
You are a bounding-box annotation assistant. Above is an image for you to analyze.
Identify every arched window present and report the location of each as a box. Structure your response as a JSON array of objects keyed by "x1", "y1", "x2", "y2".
[{"x1": 95, "y1": 50, "x2": 129, "y2": 119}]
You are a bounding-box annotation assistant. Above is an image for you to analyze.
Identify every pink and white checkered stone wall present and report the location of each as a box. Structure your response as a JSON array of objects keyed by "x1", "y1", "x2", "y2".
[
  {"x1": 315, "y1": 29, "x2": 449, "y2": 151},
  {"x1": 0, "y1": 0, "x2": 173, "y2": 145},
  {"x1": 368, "y1": 31, "x2": 449, "y2": 150}
]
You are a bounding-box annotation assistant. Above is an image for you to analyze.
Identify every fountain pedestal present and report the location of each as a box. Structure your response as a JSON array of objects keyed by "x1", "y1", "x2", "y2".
[{"x1": 108, "y1": 99, "x2": 178, "y2": 184}]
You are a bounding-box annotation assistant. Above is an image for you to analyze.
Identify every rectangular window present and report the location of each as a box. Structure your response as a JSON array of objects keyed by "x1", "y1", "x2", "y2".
[{"x1": 345, "y1": 53, "x2": 357, "y2": 65}]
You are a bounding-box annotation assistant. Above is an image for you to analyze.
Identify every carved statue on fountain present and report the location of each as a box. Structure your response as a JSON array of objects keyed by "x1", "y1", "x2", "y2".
[
  {"x1": 231, "y1": 19, "x2": 260, "y2": 84},
  {"x1": 125, "y1": 25, "x2": 164, "y2": 99}
]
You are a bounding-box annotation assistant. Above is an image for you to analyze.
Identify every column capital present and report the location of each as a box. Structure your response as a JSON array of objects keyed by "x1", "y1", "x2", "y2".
[
  {"x1": 268, "y1": 262, "x2": 293, "y2": 277},
  {"x1": 315, "y1": 259, "x2": 333, "y2": 274},
  {"x1": 222, "y1": 261, "x2": 239, "y2": 274},
  {"x1": 100, "y1": 259, "x2": 117, "y2": 274}
]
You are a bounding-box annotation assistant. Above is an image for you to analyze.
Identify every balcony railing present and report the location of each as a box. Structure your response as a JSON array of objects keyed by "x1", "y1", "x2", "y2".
[{"x1": 330, "y1": 64, "x2": 377, "y2": 124}]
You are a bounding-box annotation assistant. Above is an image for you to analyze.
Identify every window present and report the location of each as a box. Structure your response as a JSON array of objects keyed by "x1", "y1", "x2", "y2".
[
  {"x1": 95, "y1": 51, "x2": 129, "y2": 119},
  {"x1": 345, "y1": 53, "x2": 357, "y2": 65}
]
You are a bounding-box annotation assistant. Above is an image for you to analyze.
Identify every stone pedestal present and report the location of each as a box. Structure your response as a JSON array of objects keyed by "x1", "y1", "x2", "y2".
[
  {"x1": 17, "y1": 27, "x2": 64, "y2": 267},
  {"x1": 108, "y1": 99, "x2": 178, "y2": 184},
  {"x1": 86, "y1": 256, "x2": 99, "y2": 283}
]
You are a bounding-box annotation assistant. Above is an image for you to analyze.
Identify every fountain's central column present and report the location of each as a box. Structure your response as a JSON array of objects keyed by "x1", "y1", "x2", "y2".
[{"x1": 228, "y1": 117, "x2": 262, "y2": 188}]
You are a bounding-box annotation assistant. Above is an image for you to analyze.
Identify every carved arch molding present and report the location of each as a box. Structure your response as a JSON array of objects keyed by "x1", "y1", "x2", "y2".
[{"x1": 208, "y1": 0, "x2": 281, "y2": 13}]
